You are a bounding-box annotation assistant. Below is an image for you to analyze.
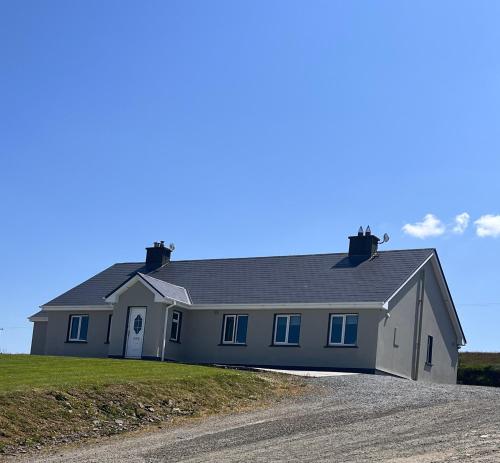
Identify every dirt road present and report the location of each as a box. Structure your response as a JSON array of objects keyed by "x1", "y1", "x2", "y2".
[{"x1": 11, "y1": 374, "x2": 500, "y2": 462}]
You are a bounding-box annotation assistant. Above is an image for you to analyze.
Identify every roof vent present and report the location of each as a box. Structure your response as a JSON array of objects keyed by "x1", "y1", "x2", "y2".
[{"x1": 145, "y1": 241, "x2": 172, "y2": 271}]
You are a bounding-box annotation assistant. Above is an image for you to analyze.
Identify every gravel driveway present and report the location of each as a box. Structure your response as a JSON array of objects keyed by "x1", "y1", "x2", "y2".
[{"x1": 13, "y1": 374, "x2": 500, "y2": 463}]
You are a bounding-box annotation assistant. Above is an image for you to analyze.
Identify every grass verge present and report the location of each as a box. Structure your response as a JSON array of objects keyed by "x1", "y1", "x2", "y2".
[
  {"x1": 0, "y1": 355, "x2": 305, "y2": 455},
  {"x1": 458, "y1": 352, "x2": 500, "y2": 387}
]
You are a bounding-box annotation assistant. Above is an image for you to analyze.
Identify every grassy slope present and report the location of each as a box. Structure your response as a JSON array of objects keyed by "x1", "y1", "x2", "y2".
[
  {"x1": 0, "y1": 355, "x2": 303, "y2": 454},
  {"x1": 459, "y1": 352, "x2": 500, "y2": 367},
  {"x1": 0, "y1": 354, "x2": 244, "y2": 391},
  {"x1": 458, "y1": 352, "x2": 500, "y2": 387}
]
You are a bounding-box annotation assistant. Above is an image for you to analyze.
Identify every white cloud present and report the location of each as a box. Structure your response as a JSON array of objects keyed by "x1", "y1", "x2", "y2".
[
  {"x1": 402, "y1": 214, "x2": 446, "y2": 239},
  {"x1": 474, "y1": 214, "x2": 500, "y2": 237},
  {"x1": 452, "y1": 212, "x2": 470, "y2": 234}
]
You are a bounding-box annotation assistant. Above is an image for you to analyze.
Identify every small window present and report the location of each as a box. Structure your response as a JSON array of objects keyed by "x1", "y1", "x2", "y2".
[
  {"x1": 105, "y1": 314, "x2": 112, "y2": 344},
  {"x1": 222, "y1": 314, "x2": 248, "y2": 344},
  {"x1": 273, "y1": 314, "x2": 301, "y2": 345},
  {"x1": 170, "y1": 311, "x2": 182, "y2": 342},
  {"x1": 426, "y1": 335, "x2": 433, "y2": 365},
  {"x1": 328, "y1": 314, "x2": 358, "y2": 346},
  {"x1": 68, "y1": 315, "x2": 89, "y2": 342}
]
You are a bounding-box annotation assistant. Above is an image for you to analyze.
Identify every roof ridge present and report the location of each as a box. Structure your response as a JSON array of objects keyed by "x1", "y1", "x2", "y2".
[{"x1": 111, "y1": 248, "x2": 434, "y2": 265}]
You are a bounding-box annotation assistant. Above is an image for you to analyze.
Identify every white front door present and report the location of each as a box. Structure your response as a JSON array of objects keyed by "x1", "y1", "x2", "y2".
[{"x1": 125, "y1": 307, "x2": 147, "y2": 358}]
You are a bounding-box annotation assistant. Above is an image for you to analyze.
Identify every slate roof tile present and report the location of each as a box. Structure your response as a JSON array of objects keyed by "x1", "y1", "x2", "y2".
[
  {"x1": 137, "y1": 273, "x2": 191, "y2": 304},
  {"x1": 43, "y1": 249, "x2": 434, "y2": 306}
]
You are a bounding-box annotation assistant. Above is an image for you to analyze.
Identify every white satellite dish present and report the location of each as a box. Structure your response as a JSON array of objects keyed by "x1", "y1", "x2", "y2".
[{"x1": 379, "y1": 233, "x2": 390, "y2": 244}]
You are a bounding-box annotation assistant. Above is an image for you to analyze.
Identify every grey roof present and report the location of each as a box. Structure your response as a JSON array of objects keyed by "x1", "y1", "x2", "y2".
[
  {"x1": 137, "y1": 273, "x2": 191, "y2": 304},
  {"x1": 30, "y1": 310, "x2": 45, "y2": 317},
  {"x1": 44, "y1": 249, "x2": 434, "y2": 306},
  {"x1": 28, "y1": 310, "x2": 47, "y2": 320},
  {"x1": 44, "y1": 263, "x2": 146, "y2": 306}
]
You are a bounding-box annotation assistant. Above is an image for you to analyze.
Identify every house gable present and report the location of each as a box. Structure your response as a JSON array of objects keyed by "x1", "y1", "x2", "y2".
[
  {"x1": 382, "y1": 252, "x2": 465, "y2": 346},
  {"x1": 104, "y1": 273, "x2": 190, "y2": 306}
]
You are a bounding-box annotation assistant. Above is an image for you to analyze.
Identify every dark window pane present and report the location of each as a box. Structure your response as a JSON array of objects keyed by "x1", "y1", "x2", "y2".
[
  {"x1": 330, "y1": 316, "x2": 343, "y2": 344},
  {"x1": 344, "y1": 315, "x2": 358, "y2": 345},
  {"x1": 170, "y1": 321, "x2": 178, "y2": 340},
  {"x1": 236, "y1": 316, "x2": 248, "y2": 343},
  {"x1": 70, "y1": 317, "x2": 79, "y2": 339},
  {"x1": 170, "y1": 312, "x2": 181, "y2": 340},
  {"x1": 288, "y1": 316, "x2": 301, "y2": 344},
  {"x1": 427, "y1": 336, "x2": 433, "y2": 364},
  {"x1": 275, "y1": 316, "x2": 287, "y2": 343},
  {"x1": 177, "y1": 313, "x2": 182, "y2": 339},
  {"x1": 224, "y1": 316, "x2": 235, "y2": 342},
  {"x1": 80, "y1": 316, "x2": 89, "y2": 341},
  {"x1": 105, "y1": 314, "x2": 112, "y2": 343}
]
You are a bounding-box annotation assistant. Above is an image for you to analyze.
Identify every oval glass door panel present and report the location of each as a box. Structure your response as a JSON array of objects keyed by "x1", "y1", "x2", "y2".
[{"x1": 133, "y1": 315, "x2": 143, "y2": 334}]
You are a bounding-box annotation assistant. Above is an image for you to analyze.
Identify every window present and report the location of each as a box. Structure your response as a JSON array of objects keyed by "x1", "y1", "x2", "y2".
[
  {"x1": 222, "y1": 314, "x2": 248, "y2": 344},
  {"x1": 426, "y1": 335, "x2": 433, "y2": 365},
  {"x1": 105, "y1": 314, "x2": 112, "y2": 344},
  {"x1": 393, "y1": 327, "x2": 398, "y2": 347},
  {"x1": 68, "y1": 315, "x2": 89, "y2": 342},
  {"x1": 273, "y1": 314, "x2": 301, "y2": 345},
  {"x1": 170, "y1": 311, "x2": 182, "y2": 342},
  {"x1": 328, "y1": 314, "x2": 358, "y2": 346}
]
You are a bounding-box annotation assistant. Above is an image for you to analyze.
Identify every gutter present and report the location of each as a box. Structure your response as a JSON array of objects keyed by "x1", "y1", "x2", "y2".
[
  {"x1": 28, "y1": 316, "x2": 48, "y2": 322},
  {"x1": 40, "y1": 305, "x2": 114, "y2": 311},
  {"x1": 189, "y1": 302, "x2": 386, "y2": 311}
]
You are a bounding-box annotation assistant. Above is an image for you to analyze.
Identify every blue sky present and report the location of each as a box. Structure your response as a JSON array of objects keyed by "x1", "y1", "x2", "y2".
[{"x1": 1, "y1": 1, "x2": 499, "y2": 353}]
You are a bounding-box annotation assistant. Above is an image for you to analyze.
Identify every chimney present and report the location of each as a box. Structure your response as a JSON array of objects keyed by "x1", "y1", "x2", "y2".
[
  {"x1": 348, "y1": 226, "x2": 379, "y2": 260},
  {"x1": 145, "y1": 241, "x2": 172, "y2": 271}
]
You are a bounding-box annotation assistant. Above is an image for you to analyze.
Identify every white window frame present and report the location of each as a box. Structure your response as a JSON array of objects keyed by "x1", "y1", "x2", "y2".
[
  {"x1": 170, "y1": 310, "x2": 181, "y2": 342},
  {"x1": 328, "y1": 314, "x2": 358, "y2": 346},
  {"x1": 68, "y1": 314, "x2": 89, "y2": 342},
  {"x1": 222, "y1": 314, "x2": 248, "y2": 345},
  {"x1": 273, "y1": 314, "x2": 301, "y2": 345}
]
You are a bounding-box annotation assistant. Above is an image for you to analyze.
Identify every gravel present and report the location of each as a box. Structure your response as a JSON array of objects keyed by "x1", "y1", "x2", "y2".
[{"x1": 9, "y1": 374, "x2": 500, "y2": 463}]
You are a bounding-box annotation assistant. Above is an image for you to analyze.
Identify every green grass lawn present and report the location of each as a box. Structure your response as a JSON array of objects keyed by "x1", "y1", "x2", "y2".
[
  {"x1": 0, "y1": 354, "x2": 241, "y2": 392},
  {"x1": 0, "y1": 354, "x2": 301, "y2": 454}
]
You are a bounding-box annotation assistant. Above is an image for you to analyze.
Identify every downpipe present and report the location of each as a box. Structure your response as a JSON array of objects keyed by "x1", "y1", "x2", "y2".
[{"x1": 411, "y1": 270, "x2": 426, "y2": 380}]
